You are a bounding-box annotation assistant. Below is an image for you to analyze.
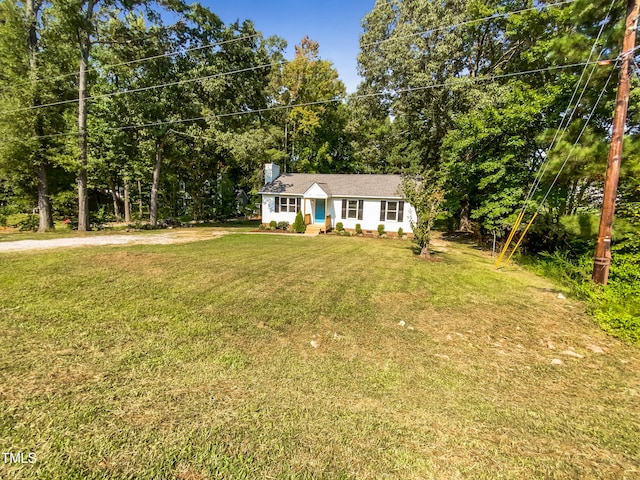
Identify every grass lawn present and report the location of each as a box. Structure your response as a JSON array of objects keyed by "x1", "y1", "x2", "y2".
[{"x1": 0, "y1": 233, "x2": 638, "y2": 479}]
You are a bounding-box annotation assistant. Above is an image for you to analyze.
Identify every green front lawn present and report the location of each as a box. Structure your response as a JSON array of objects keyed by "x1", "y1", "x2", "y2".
[{"x1": 0, "y1": 234, "x2": 638, "y2": 478}]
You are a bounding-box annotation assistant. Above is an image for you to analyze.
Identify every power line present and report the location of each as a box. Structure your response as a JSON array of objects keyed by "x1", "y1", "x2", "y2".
[
  {"x1": 502, "y1": 58, "x2": 618, "y2": 266},
  {"x1": 496, "y1": 0, "x2": 618, "y2": 267},
  {"x1": 0, "y1": 33, "x2": 261, "y2": 94},
  {"x1": 0, "y1": 61, "x2": 282, "y2": 115},
  {"x1": 361, "y1": 0, "x2": 576, "y2": 49},
  {"x1": 11, "y1": 58, "x2": 616, "y2": 142}
]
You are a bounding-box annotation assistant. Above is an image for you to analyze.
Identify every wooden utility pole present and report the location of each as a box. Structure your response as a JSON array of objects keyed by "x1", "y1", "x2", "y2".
[{"x1": 593, "y1": 0, "x2": 639, "y2": 285}]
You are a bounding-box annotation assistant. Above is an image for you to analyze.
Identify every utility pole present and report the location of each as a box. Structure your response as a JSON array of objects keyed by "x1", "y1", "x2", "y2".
[{"x1": 593, "y1": 0, "x2": 639, "y2": 285}]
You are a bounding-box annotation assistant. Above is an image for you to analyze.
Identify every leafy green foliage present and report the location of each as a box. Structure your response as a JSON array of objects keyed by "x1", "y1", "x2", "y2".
[
  {"x1": 292, "y1": 211, "x2": 306, "y2": 233},
  {"x1": 401, "y1": 171, "x2": 444, "y2": 256},
  {"x1": 377, "y1": 224, "x2": 385, "y2": 236}
]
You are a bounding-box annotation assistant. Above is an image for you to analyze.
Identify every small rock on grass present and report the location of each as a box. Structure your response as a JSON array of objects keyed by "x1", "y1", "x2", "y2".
[
  {"x1": 551, "y1": 358, "x2": 565, "y2": 366},
  {"x1": 586, "y1": 344, "x2": 607, "y2": 354},
  {"x1": 310, "y1": 340, "x2": 320, "y2": 348},
  {"x1": 557, "y1": 293, "x2": 566, "y2": 300},
  {"x1": 398, "y1": 320, "x2": 405, "y2": 327},
  {"x1": 434, "y1": 354, "x2": 450, "y2": 360},
  {"x1": 561, "y1": 349, "x2": 584, "y2": 359}
]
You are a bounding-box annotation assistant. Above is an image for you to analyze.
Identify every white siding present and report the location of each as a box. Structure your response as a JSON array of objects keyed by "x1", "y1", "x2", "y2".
[
  {"x1": 261, "y1": 195, "x2": 299, "y2": 225},
  {"x1": 262, "y1": 194, "x2": 416, "y2": 232},
  {"x1": 328, "y1": 198, "x2": 415, "y2": 233}
]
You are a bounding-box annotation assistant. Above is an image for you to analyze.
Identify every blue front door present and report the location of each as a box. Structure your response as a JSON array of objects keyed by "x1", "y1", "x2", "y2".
[{"x1": 315, "y1": 199, "x2": 325, "y2": 223}]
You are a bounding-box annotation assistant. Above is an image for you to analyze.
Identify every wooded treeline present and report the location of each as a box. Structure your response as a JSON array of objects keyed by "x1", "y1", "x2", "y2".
[{"x1": 0, "y1": 0, "x2": 639, "y2": 245}]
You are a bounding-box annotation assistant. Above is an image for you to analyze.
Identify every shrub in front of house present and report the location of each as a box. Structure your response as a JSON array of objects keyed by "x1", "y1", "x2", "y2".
[
  {"x1": 398, "y1": 227, "x2": 404, "y2": 238},
  {"x1": 355, "y1": 223, "x2": 362, "y2": 235},
  {"x1": 336, "y1": 222, "x2": 344, "y2": 233},
  {"x1": 378, "y1": 224, "x2": 385, "y2": 237},
  {"x1": 269, "y1": 220, "x2": 277, "y2": 230},
  {"x1": 276, "y1": 221, "x2": 289, "y2": 230},
  {"x1": 258, "y1": 223, "x2": 267, "y2": 230},
  {"x1": 293, "y1": 211, "x2": 306, "y2": 233}
]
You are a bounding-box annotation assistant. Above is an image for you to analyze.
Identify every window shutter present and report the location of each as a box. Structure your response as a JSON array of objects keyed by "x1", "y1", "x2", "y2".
[
  {"x1": 341, "y1": 199, "x2": 347, "y2": 219},
  {"x1": 275, "y1": 197, "x2": 279, "y2": 213},
  {"x1": 358, "y1": 200, "x2": 363, "y2": 221},
  {"x1": 297, "y1": 197, "x2": 301, "y2": 212},
  {"x1": 380, "y1": 201, "x2": 386, "y2": 222},
  {"x1": 398, "y1": 201, "x2": 404, "y2": 222}
]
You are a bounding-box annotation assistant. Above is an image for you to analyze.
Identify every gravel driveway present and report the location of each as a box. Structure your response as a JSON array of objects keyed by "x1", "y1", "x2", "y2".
[{"x1": 0, "y1": 230, "x2": 230, "y2": 252}]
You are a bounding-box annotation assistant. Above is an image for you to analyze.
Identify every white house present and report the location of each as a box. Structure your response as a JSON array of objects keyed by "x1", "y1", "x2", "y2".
[{"x1": 258, "y1": 163, "x2": 416, "y2": 233}]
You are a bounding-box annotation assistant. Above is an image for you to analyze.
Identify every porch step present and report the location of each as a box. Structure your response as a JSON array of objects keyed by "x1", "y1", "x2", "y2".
[{"x1": 305, "y1": 224, "x2": 325, "y2": 235}]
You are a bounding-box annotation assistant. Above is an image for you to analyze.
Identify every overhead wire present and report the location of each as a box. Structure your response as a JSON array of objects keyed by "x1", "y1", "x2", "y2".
[
  {"x1": 495, "y1": 0, "x2": 619, "y2": 268},
  {"x1": 502, "y1": 58, "x2": 619, "y2": 266},
  {"x1": 0, "y1": 33, "x2": 262, "y2": 94},
  {"x1": 1, "y1": 0, "x2": 577, "y2": 114},
  {"x1": 6, "y1": 58, "x2": 615, "y2": 142},
  {"x1": 0, "y1": 61, "x2": 282, "y2": 115},
  {"x1": 361, "y1": 0, "x2": 576, "y2": 48}
]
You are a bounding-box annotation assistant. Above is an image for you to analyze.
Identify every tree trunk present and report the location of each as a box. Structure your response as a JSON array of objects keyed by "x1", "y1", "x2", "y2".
[
  {"x1": 123, "y1": 180, "x2": 131, "y2": 223},
  {"x1": 27, "y1": 0, "x2": 53, "y2": 233},
  {"x1": 77, "y1": 0, "x2": 96, "y2": 232},
  {"x1": 37, "y1": 164, "x2": 53, "y2": 232},
  {"x1": 458, "y1": 195, "x2": 472, "y2": 232},
  {"x1": 419, "y1": 242, "x2": 430, "y2": 258},
  {"x1": 149, "y1": 138, "x2": 164, "y2": 227},
  {"x1": 108, "y1": 178, "x2": 122, "y2": 221},
  {"x1": 138, "y1": 179, "x2": 143, "y2": 219}
]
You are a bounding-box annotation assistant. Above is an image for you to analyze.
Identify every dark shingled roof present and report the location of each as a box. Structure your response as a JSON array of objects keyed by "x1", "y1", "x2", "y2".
[{"x1": 259, "y1": 173, "x2": 404, "y2": 198}]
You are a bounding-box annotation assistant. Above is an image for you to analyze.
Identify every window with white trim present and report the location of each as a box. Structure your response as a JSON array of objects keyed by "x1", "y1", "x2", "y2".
[
  {"x1": 341, "y1": 199, "x2": 363, "y2": 220},
  {"x1": 380, "y1": 200, "x2": 404, "y2": 222},
  {"x1": 275, "y1": 197, "x2": 301, "y2": 213}
]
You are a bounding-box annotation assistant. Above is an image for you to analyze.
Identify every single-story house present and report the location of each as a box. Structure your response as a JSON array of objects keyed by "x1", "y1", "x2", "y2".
[{"x1": 258, "y1": 163, "x2": 416, "y2": 233}]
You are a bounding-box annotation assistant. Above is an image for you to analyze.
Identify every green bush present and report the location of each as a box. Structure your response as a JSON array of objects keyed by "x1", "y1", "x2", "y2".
[
  {"x1": 3, "y1": 212, "x2": 39, "y2": 231},
  {"x1": 269, "y1": 220, "x2": 277, "y2": 230},
  {"x1": 0, "y1": 214, "x2": 6, "y2": 227},
  {"x1": 6, "y1": 213, "x2": 30, "y2": 228},
  {"x1": 377, "y1": 224, "x2": 385, "y2": 236},
  {"x1": 355, "y1": 223, "x2": 362, "y2": 235},
  {"x1": 398, "y1": 227, "x2": 404, "y2": 237},
  {"x1": 18, "y1": 214, "x2": 39, "y2": 231},
  {"x1": 336, "y1": 222, "x2": 344, "y2": 232},
  {"x1": 522, "y1": 246, "x2": 640, "y2": 345},
  {"x1": 293, "y1": 211, "x2": 306, "y2": 233},
  {"x1": 276, "y1": 221, "x2": 289, "y2": 230}
]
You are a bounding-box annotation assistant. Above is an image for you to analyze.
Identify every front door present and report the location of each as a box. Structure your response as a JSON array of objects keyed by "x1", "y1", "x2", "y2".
[{"x1": 314, "y1": 199, "x2": 325, "y2": 223}]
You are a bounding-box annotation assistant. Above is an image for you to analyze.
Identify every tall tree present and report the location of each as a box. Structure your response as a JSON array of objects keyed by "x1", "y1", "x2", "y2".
[
  {"x1": 269, "y1": 36, "x2": 346, "y2": 173},
  {"x1": 0, "y1": 0, "x2": 72, "y2": 232}
]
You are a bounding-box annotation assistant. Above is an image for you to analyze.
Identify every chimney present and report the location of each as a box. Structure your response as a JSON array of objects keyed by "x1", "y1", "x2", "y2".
[{"x1": 264, "y1": 163, "x2": 280, "y2": 184}]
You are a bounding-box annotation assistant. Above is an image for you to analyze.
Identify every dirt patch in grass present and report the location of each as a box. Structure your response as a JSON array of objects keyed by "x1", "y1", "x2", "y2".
[{"x1": 0, "y1": 228, "x2": 231, "y2": 252}]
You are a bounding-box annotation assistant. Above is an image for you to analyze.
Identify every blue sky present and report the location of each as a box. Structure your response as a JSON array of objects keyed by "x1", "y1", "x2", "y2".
[{"x1": 199, "y1": 1, "x2": 376, "y2": 93}]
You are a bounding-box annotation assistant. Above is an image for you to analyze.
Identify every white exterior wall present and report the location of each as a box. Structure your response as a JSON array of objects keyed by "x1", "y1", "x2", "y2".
[
  {"x1": 328, "y1": 198, "x2": 415, "y2": 233},
  {"x1": 262, "y1": 194, "x2": 416, "y2": 233},
  {"x1": 262, "y1": 195, "x2": 299, "y2": 224}
]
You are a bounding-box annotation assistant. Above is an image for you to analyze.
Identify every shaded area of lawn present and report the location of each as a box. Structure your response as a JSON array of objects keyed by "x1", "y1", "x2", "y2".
[{"x1": 0, "y1": 235, "x2": 638, "y2": 479}]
